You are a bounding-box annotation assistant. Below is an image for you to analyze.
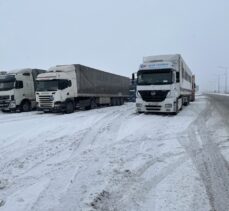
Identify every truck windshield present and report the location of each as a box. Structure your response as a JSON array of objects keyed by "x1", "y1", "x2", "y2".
[
  {"x1": 137, "y1": 69, "x2": 173, "y2": 85},
  {"x1": 36, "y1": 80, "x2": 58, "y2": 91},
  {"x1": 0, "y1": 75, "x2": 16, "y2": 91},
  {"x1": 0, "y1": 81, "x2": 15, "y2": 91},
  {"x1": 36, "y1": 80, "x2": 70, "y2": 91}
]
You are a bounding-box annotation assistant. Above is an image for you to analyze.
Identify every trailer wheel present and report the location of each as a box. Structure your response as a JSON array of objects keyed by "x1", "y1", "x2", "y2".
[
  {"x1": 180, "y1": 101, "x2": 183, "y2": 111},
  {"x1": 20, "y1": 100, "x2": 31, "y2": 112},
  {"x1": 85, "y1": 99, "x2": 97, "y2": 110},
  {"x1": 91, "y1": 99, "x2": 97, "y2": 109},
  {"x1": 66, "y1": 101, "x2": 74, "y2": 114},
  {"x1": 111, "y1": 98, "x2": 116, "y2": 106},
  {"x1": 116, "y1": 98, "x2": 120, "y2": 106},
  {"x1": 120, "y1": 98, "x2": 124, "y2": 105},
  {"x1": 183, "y1": 97, "x2": 188, "y2": 106},
  {"x1": 187, "y1": 96, "x2": 190, "y2": 105}
]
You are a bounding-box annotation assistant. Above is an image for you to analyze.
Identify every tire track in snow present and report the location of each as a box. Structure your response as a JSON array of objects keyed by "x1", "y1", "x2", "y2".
[
  {"x1": 88, "y1": 153, "x2": 187, "y2": 211},
  {"x1": 178, "y1": 100, "x2": 229, "y2": 211},
  {"x1": 0, "y1": 107, "x2": 133, "y2": 210},
  {"x1": 22, "y1": 105, "x2": 135, "y2": 211}
]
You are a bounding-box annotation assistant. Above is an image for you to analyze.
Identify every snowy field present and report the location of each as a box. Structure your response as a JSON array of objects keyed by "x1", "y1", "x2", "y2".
[{"x1": 0, "y1": 95, "x2": 229, "y2": 211}]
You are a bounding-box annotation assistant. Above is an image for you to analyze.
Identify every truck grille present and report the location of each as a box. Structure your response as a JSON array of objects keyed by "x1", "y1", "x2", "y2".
[
  {"x1": 0, "y1": 95, "x2": 10, "y2": 108},
  {"x1": 145, "y1": 105, "x2": 161, "y2": 111},
  {"x1": 0, "y1": 95, "x2": 10, "y2": 100},
  {"x1": 139, "y1": 90, "x2": 169, "y2": 102},
  {"x1": 39, "y1": 95, "x2": 53, "y2": 108},
  {"x1": 0, "y1": 101, "x2": 10, "y2": 108}
]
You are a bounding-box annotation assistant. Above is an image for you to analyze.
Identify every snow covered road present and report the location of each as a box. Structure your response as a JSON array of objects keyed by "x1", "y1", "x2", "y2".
[{"x1": 0, "y1": 95, "x2": 229, "y2": 211}]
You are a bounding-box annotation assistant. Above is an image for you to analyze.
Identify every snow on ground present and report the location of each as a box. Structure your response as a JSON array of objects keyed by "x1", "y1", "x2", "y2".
[{"x1": 0, "y1": 95, "x2": 228, "y2": 211}]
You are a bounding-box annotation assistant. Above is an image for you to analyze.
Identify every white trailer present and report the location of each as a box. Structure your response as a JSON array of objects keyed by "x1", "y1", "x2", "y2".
[
  {"x1": 36, "y1": 64, "x2": 130, "y2": 113},
  {"x1": 135, "y1": 54, "x2": 194, "y2": 114},
  {"x1": 0, "y1": 69, "x2": 46, "y2": 112}
]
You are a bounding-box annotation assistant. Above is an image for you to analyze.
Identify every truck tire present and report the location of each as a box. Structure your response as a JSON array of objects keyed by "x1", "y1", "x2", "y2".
[
  {"x1": 20, "y1": 101, "x2": 31, "y2": 112},
  {"x1": 187, "y1": 96, "x2": 190, "y2": 105},
  {"x1": 90, "y1": 99, "x2": 97, "y2": 109},
  {"x1": 110, "y1": 98, "x2": 115, "y2": 106},
  {"x1": 66, "y1": 101, "x2": 74, "y2": 114},
  {"x1": 173, "y1": 100, "x2": 178, "y2": 115},
  {"x1": 180, "y1": 100, "x2": 183, "y2": 111},
  {"x1": 183, "y1": 97, "x2": 188, "y2": 106},
  {"x1": 116, "y1": 98, "x2": 120, "y2": 106},
  {"x1": 120, "y1": 98, "x2": 124, "y2": 105},
  {"x1": 84, "y1": 98, "x2": 97, "y2": 110},
  {"x1": 115, "y1": 98, "x2": 121, "y2": 106}
]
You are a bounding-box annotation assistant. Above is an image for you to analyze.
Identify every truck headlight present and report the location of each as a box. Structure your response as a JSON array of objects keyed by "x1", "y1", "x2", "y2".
[
  {"x1": 9, "y1": 101, "x2": 16, "y2": 108},
  {"x1": 165, "y1": 104, "x2": 172, "y2": 108},
  {"x1": 167, "y1": 91, "x2": 175, "y2": 98},
  {"x1": 136, "y1": 103, "x2": 142, "y2": 107},
  {"x1": 54, "y1": 102, "x2": 61, "y2": 107}
]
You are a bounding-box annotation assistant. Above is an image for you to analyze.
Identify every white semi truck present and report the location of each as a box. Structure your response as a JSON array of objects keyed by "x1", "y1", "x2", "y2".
[
  {"x1": 0, "y1": 69, "x2": 46, "y2": 112},
  {"x1": 135, "y1": 54, "x2": 195, "y2": 114},
  {"x1": 36, "y1": 64, "x2": 130, "y2": 113}
]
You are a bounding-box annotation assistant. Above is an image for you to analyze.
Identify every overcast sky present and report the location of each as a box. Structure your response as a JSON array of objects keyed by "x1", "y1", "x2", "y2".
[{"x1": 1, "y1": 0, "x2": 229, "y2": 91}]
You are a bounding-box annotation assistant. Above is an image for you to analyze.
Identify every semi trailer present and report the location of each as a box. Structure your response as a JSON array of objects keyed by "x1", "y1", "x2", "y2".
[
  {"x1": 135, "y1": 54, "x2": 195, "y2": 114},
  {"x1": 0, "y1": 69, "x2": 46, "y2": 112},
  {"x1": 36, "y1": 64, "x2": 130, "y2": 113}
]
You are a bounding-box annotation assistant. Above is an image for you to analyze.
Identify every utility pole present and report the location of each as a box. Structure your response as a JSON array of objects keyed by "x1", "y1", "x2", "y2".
[
  {"x1": 225, "y1": 70, "x2": 228, "y2": 93},
  {"x1": 218, "y1": 74, "x2": 220, "y2": 93}
]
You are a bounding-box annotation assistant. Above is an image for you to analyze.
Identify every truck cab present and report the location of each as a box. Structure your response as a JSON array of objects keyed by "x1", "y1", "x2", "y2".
[
  {"x1": 136, "y1": 61, "x2": 182, "y2": 114},
  {"x1": 0, "y1": 69, "x2": 46, "y2": 112},
  {"x1": 36, "y1": 66, "x2": 76, "y2": 112}
]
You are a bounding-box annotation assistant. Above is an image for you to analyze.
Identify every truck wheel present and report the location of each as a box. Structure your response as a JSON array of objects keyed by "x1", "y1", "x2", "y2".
[
  {"x1": 183, "y1": 97, "x2": 188, "y2": 106},
  {"x1": 173, "y1": 100, "x2": 178, "y2": 115},
  {"x1": 180, "y1": 100, "x2": 183, "y2": 111},
  {"x1": 115, "y1": 98, "x2": 120, "y2": 106},
  {"x1": 187, "y1": 97, "x2": 190, "y2": 105},
  {"x1": 116, "y1": 98, "x2": 120, "y2": 106},
  {"x1": 110, "y1": 98, "x2": 115, "y2": 106},
  {"x1": 66, "y1": 101, "x2": 74, "y2": 114},
  {"x1": 21, "y1": 101, "x2": 31, "y2": 112},
  {"x1": 90, "y1": 99, "x2": 97, "y2": 109}
]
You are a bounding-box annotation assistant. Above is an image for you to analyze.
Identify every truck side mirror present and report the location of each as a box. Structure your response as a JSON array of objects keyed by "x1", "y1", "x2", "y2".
[
  {"x1": 176, "y1": 72, "x2": 180, "y2": 83},
  {"x1": 131, "y1": 73, "x2": 136, "y2": 85},
  {"x1": 132, "y1": 73, "x2": 135, "y2": 81}
]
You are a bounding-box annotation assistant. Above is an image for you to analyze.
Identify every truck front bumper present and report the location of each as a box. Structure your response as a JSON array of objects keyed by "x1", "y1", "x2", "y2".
[
  {"x1": 136, "y1": 98, "x2": 176, "y2": 113},
  {"x1": 37, "y1": 102, "x2": 65, "y2": 112},
  {"x1": 0, "y1": 100, "x2": 16, "y2": 111}
]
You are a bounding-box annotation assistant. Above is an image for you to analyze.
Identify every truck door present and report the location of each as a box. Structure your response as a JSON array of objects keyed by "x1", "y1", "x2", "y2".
[{"x1": 14, "y1": 80, "x2": 24, "y2": 105}]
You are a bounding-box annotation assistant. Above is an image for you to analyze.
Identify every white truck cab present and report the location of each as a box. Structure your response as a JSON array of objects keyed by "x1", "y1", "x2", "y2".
[
  {"x1": 36, "y1": 64, "x2": 130, "y2": 113},
  {"x1": 0, "y1": 69, "x2": 46, "y2": 112},
  {"x1": 135, "y1": 54, "x2": 194, "y2": 114},
  {"x1": 36, "y1": 65, "x2": 76, "y2": 112}
]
